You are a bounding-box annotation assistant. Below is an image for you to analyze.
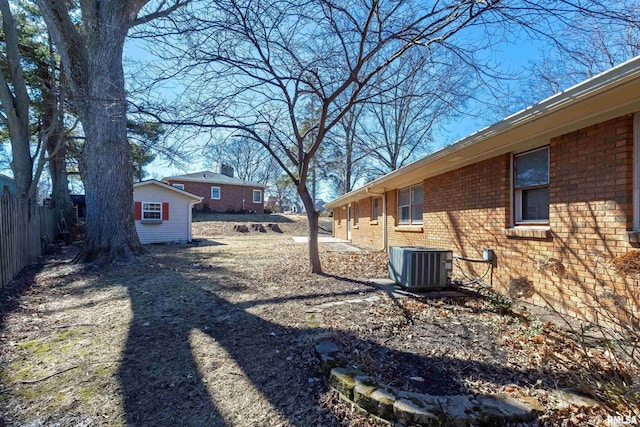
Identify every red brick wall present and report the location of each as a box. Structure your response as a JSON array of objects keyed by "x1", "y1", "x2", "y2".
[
  {"x1": 333, "y1": 205, "x2": 348, "y2": 240},
  {"x1": 166, "y1": 180, "x2": 264, "y2": 213},
  {"x1": 332, "y1": 114, "x2": 639, "y2": 322}
]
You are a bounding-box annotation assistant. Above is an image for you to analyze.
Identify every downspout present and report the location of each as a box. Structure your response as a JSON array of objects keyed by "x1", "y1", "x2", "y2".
[
  {"x1": 382, "y1": 189, "x2": 387, "y2": 252},
  {"x1": 188, "y1": 201, "x2": 197, "y2": 241},
  {"x1": 366, "y1": 187, "x2": 387, "y2": 252}
]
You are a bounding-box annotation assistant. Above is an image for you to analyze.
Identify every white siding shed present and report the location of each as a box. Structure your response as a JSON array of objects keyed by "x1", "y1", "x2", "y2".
[{"x1": 133, "y1": 180, "x2": 203, "y2": 244}]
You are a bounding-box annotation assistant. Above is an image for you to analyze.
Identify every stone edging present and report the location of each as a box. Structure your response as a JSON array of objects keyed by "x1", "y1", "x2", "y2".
[
  {"x1": 314, "y1": 339, "x2": 542, "y2": 426},
  {"x1": 307, "y1": 296, "x2": 601, "y2": 426}
]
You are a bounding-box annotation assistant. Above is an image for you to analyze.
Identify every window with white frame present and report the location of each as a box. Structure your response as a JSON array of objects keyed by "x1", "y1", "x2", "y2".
[
  {"x1": 372, "y1": 197, "x2": 379, "y2": 221},
  {"x1": 172, "y1": 183, "x2": 184, "y2": 190},
  {"x1": 398, "y1": 184, "x2": 423, "y2": 224},
  {"x1": 253, "y1": 189, "x2": 262, "y2": 204},
  {"x1": 514, "y1": 146, "x2": 549, "y2": 223},
  {"x1": 142, "y1": 202, "x2": 162, "y2": 221},
  {"x1": 211, "y1": 186, "x2": 221, "y2": 200}
]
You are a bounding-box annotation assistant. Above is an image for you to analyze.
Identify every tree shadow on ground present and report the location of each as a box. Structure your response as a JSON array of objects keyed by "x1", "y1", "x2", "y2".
[
  {"x1": 115, "y1": 264, "x2": 337, "y2": 426},
  {"x1": 110, "y1": 263, "x2": 598, "y2": 426},
  {"x1": 0, "y1": 260, "x2": 47, "y2": 331}
]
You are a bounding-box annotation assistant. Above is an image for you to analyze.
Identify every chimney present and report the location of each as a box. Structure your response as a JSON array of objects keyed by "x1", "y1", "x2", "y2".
[{"x1": 220, "y1": 163, "x2": 234, "y2": 178}]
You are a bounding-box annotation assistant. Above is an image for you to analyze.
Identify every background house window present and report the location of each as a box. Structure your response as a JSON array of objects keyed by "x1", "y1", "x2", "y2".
[
  {"x1": 354, "y1": 202, "x2": 359, "y2": 225},
  {"x1": 253, "y1": 189, "x2": 262, "y2": 203},
  {"x1": 398, "y1": 184, "x2": 423, "y2": 224},
  {"x1": 514, "y1": 146, "x2": 549, "y2": 223},
  {"x1": 372, "y1": 197, "x2": 379, "y2": 221},
  {"x1": 172, "y1": 183, "x2": 184, "y2": 190},
  {"x1": 142, "y1": 202, "x2": 162, "y2": 221},
  {"x1": 211, "y1": 186, "x2": 221, "y2": 200}
]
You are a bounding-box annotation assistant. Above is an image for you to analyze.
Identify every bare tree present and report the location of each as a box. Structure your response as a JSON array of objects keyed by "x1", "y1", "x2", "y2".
[
  {"x1": 145, "y1": 0, "x2": 508, "y2": 273},
  {"x1": 206, "y1": 136, "x2": 280, "y2": 185},
  {"x1": 145, "y1": 0, "x2": 633, "y2": 273},
  {"x1": 34, "y1": 0, "x2": 189, "y2": 263},
  {"x1": 322, "y1": 95, "x2": 371, "y2": 197},
  {"x1": 521, "y1": 12, "x2": 640, "y2": 101},
  {"x1": 363, "y1": 49, "x2": 476, "y2": 174}
]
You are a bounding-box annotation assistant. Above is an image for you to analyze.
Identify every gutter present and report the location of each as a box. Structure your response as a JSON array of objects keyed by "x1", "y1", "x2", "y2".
[{"x1": 326, "y1": 55, "x2": 640, "y2": 209}]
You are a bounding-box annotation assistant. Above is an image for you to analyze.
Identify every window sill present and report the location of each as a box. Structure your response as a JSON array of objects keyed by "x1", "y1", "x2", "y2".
[
  {"x1": 395, "y1": 225, "x2": 423, "y2": 232},
  {"x1": 505, "y1": 226, "x2": 551, "y2": 239},
  {"x1": 370, "y1": 220, "x2": 379, "y2": 225},
  {"x1": 141, "y1": 219, "x2": 163, "y2": 224}
]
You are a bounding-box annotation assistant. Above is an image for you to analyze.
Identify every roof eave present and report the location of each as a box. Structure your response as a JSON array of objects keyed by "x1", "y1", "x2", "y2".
[
  {"x1": 162, "y1": 176, "x2": 265, "y2": 187},
  {"x1": 326, "y1": 55, "x2": 640, "y2": 209},
  {"x1": 134, "y1": 179, "x2": 203, "y2": 202}
]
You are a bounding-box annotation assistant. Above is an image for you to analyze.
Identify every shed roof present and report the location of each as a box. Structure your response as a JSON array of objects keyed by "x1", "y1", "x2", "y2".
[
  {"x1": 134, "y1": 179, "x2": 203, "y2": 202},
  {"x1": 326, "y1": 55, "x2": 640, "y2": 208},
  {"x1": 162, "y1": 171, "x2": 265, "y2": 188}
]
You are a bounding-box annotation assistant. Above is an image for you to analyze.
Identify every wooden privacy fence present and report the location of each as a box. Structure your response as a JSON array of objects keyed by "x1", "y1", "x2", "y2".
[{"x1": 0, "y1": 194, "x2": 59, "y2": 288}]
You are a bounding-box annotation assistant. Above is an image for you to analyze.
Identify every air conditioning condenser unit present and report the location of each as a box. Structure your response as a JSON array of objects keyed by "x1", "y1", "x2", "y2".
[{"x1": 388, "y1": 246, "x2": 452, "y2": 290}]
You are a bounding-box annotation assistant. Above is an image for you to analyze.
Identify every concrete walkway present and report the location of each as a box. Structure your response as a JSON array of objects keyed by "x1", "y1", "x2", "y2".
[
  {"x1": 291, "y1": 236, "x2": 350, "y2": 243},
  {"x1": 291, "y1": 236, "x2": 361, "y2": 252}
]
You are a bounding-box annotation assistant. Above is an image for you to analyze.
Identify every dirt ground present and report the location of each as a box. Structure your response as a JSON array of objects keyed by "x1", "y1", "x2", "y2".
[{"x1": 0, "y1": 214, "x2": 636, "y2": 426}]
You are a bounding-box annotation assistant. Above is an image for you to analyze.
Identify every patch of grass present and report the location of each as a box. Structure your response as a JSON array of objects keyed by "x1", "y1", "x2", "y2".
[
  {"x1": 2, "y1": 365, "x2": 36, "y2": 383},
  {"x1": 17, "y1": 329, "x2": 84, "y2": 356},
  {"x1": 79, "y1": 383, "x2": 105, "y2": 403}
]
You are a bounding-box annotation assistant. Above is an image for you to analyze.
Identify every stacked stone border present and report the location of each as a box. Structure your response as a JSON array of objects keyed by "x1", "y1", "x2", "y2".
[
  {"x1": 307, "y1": 294, "x2": 601, "y2": 426},
  {"x1": 314, "y1": 339, "x2": 542, "y2": 426}
]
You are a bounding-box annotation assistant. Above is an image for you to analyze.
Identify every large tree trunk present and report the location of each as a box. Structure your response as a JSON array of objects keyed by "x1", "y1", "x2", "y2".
[
  {"x1": 300, "y1": 186, "x2": 322, "y2": 274},
  {"x1": 75, "y1": 35, "x2": 143, "y2": 263},
  {"x1": 8, "y1": 127, "x2": 33, "y2": 200}
]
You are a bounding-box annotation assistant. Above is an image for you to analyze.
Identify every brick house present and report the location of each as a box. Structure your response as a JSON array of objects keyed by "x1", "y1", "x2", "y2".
[
  {"x1": 163, "y1": 168, "x2": 265, "y2": 213},
  {"x1": 326, "y1": 57, "x2": 640, "y2": 323}
]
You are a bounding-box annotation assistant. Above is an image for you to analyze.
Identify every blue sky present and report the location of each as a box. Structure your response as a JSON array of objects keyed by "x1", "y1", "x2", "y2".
[{"x1": 127, "y1": 32, "x2": 547, "y2": 186}]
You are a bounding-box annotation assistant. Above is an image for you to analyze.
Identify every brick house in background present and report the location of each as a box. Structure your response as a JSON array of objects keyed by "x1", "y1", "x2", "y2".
[
  {"x1": 326, "y1": 56, "x2": 640, "y2": 324},
  {"x1": 163, "y1": 167, "x2": 265, "y2": 213}
]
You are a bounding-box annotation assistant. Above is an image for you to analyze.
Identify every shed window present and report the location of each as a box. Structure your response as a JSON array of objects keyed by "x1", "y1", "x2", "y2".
[
  {"x1": 253, "y1": 189, "x2": 262, "y2": 204},
  {"x1": 514, "y1": 147, "x2": 549, "y2": 223},
  {"x1": 143, "y1": 202, "x2": 162, "y2": 221},
  {"x1": 211, "y1": 186, "x2": 221, "y2": 200},
  {"x1": 398, "y1": 184, "x2": 423, "y2": 224}
]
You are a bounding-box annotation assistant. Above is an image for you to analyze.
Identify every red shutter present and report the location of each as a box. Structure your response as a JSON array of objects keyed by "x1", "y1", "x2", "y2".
[
  {"x1": 134, "y1": 202, "x2": 142, "y2": 220},
  {"x1": 162, "y1": 202, "x2": 169, "y2": 220}
]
